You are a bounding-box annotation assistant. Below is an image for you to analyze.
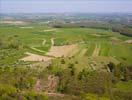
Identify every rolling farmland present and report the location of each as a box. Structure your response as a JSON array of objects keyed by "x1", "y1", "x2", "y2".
[{"x1": 0, "y1": 18, "x2": 132, "y2": 100}]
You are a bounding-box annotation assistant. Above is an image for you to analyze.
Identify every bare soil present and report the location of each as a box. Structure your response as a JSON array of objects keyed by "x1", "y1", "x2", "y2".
[
  {"x1": 47, "y1": 44, "x2": 77, "y2": 57},
  {"x1": 21, "y1": 52, "x2": 53, "y2": 62},
  {"x1": 125, "y1": 40, "x2": 132, "y2": 44},
  {"x1": 34, "y1": 79, "x2": 42, "y2": 92}
]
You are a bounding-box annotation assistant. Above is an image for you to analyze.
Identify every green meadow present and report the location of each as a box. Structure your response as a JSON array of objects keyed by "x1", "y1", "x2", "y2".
[{"x1": 0, "y1": 25, "x2": 131, "y2": 65}]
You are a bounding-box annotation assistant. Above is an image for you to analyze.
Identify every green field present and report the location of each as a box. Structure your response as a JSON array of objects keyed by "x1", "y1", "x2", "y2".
[
  {"x1": 0, "y1": 25, "x2": 132, "y2": 65},
  {"x1": 0, "y1": 22, "x2": 132, "y2": 100}
]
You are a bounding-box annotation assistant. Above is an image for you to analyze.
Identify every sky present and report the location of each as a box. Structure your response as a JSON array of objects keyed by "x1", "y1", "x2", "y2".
[{"x1": 0, "y1": 0, "x2": 132, "y2": 13}]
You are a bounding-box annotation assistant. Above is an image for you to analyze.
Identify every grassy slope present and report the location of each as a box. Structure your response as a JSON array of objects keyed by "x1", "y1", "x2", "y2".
[{"x1": 115, "y1": 80, "x2": 132, "y2": 92}]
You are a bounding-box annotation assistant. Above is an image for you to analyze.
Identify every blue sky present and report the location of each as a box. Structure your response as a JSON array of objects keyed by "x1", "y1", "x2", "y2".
[{"x1": 0, "y1": 0, "x2": 132, "y2": 13}]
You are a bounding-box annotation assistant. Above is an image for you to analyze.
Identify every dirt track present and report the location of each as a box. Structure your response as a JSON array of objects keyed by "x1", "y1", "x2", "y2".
[
  {"x1": 42, "y1": 39, "x2": 46, "y2": 45},
  {"x1": 51, "y1": 38, "x2": 54, "y2": 46},
  {"x1": 30, "y1": 47, "x2": 46, "y2": 53},
  {"x1": 92, "y1": 44, "x2": 100, "y2": 57}
]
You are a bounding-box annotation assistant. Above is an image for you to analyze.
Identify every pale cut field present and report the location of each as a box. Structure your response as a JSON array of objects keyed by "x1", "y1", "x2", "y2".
[
  {"x1": 0, "y1": 21, "x2": 27, "y2": 25},
  {"x1": 21, "y1": 52, "x2": 53, "y2": 62},
  {"x1": 46, "y1": 44, "x2": 77, "y2": 57}
]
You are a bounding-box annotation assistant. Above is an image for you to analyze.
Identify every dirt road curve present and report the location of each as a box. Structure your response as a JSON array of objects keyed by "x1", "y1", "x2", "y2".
[
  {"x1": 51, "y1": 38, "x2": 54, "y2": 46},
  {"x1": 42, "y1": 39, "x2": 46, "y2": 45}
]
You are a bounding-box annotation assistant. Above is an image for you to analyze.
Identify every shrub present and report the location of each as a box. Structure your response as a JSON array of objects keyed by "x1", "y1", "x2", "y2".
[
  {"x1": 24, "y1": 91, "x2": 48, "y2": 100},
  {"x1": 0, "y1": 84, "x2": 17, "y2": 100},
  {"x1": 61, "y1": 59, "x2": 65, "y2": 64}
]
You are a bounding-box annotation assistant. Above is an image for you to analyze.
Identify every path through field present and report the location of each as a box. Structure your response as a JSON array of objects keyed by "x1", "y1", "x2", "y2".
[
  {"x1": 51, "y1": 38, "x2": 54, "y2": 46},
  {"x1": 21, "y1": 37, "x2": 78, "y2": 62},
  {"x1": 30, "y1": 39, "x2": 47, "y2": 53},
  {"x1": 42, "y1": 39, "x2": 46, "y2": 45},
  {"x1": 30, "y1": 47, "x2": 47, "y2": 53},
  {"x1": 92, "y1": 44, "x2": 100, "y2": 57}
]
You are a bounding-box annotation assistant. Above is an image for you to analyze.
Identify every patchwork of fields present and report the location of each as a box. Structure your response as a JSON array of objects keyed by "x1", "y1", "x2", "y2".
[
  {"x1": 0, "y1": 24, "x2": 132, "y2": 68},
  {"x1": 0, "y1": 22, "x2": 132, "y2": 100}
]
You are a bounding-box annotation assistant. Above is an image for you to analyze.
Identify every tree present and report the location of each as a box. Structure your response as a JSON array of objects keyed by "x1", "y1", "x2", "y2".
[
  {"x1": 61, "y1": 59, "x2": 65, "y2": 64},
  {"x1": 124, "y1": 66, "x2": 132, "y2": 81},
  {"x1": 114, "y1": 63, "x2": 121, "y2": 81},
  {"x1": 78, "y1": 69, "x2": 112, "y2": 95},
  {"x1": 68, "y1": 63, "x2": 75, "y2": 76},
  {"x1": 107, "y1": 62, "x2": 115, "y2": 72}
]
